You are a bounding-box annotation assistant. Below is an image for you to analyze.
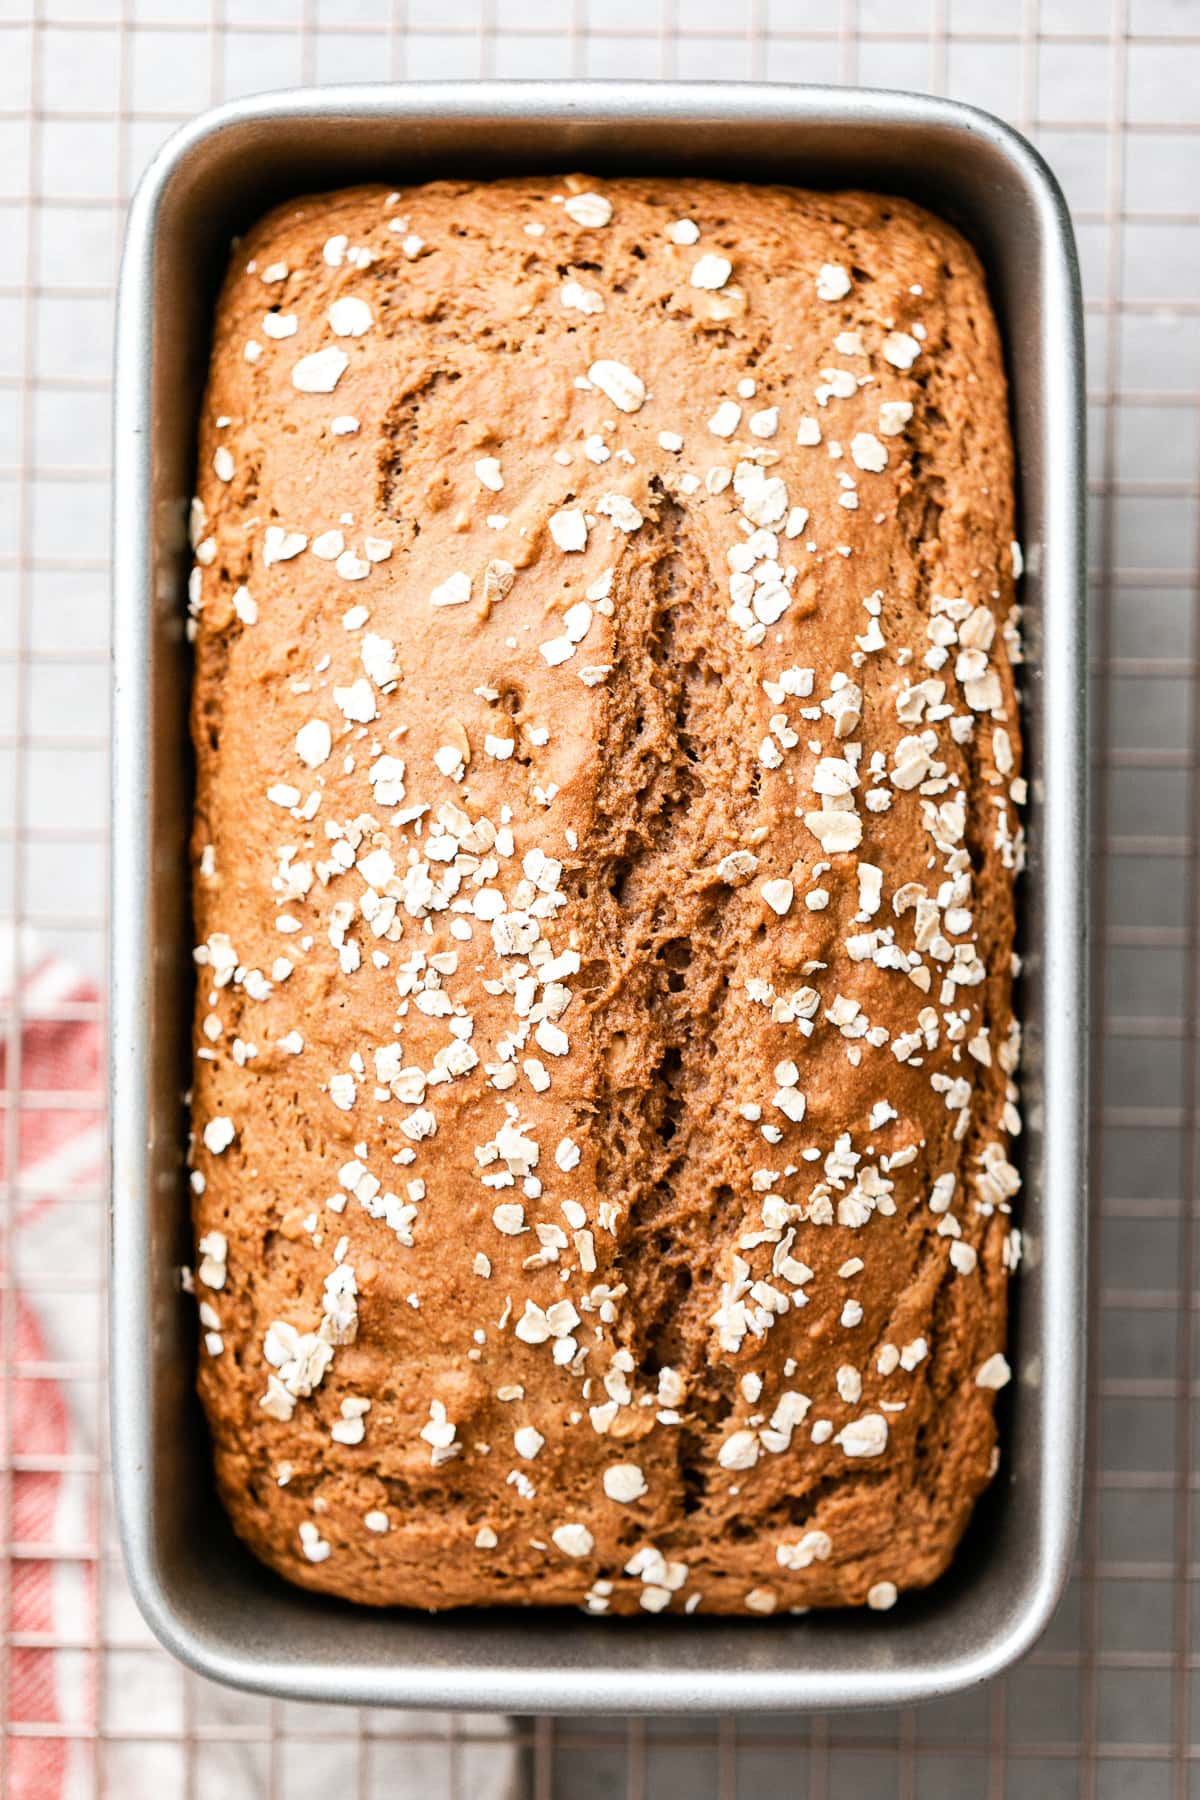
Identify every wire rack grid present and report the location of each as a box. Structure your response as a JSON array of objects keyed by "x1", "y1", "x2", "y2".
[{"x1": 2, "y1": 0, "x2": 1199, "y2": 1795}]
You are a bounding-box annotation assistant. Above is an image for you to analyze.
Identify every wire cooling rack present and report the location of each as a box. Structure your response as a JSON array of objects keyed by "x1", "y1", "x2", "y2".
[{"x1": 2, "y1": 0, "x2": 1199, "y2": 1794}]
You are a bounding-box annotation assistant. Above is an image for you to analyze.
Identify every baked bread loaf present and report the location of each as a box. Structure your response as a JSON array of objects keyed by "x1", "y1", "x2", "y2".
[{"x1": 187, "y1": 176, "x2": 1023, "y2": 1616}]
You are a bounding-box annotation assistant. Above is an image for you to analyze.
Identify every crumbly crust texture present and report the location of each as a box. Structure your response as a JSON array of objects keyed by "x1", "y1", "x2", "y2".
[{"x1": 188, "y1": 176, "x2": 1023, "y2": 1617}]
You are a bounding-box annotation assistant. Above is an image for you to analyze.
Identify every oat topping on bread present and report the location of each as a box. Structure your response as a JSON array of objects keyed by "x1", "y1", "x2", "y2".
[{"x1": 188, "y1": 176, "x2": 1022, "y2": 1614}]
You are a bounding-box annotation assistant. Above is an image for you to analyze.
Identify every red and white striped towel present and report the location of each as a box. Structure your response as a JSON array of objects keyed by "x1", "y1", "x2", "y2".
[{"x1": 0, "y1": 938, "x2": 104, "y2": 1799}]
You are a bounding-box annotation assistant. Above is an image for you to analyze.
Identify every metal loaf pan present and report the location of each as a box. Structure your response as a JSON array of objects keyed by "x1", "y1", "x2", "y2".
[{"x1": 110, "y1": 80, "x2": 1087, "y2": 1713}]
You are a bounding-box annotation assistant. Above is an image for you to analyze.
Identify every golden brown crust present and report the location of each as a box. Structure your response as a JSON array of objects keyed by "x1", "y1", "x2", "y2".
[{"x1": 188, "y1": 176, "x2": 1023, "y2": 1616}]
